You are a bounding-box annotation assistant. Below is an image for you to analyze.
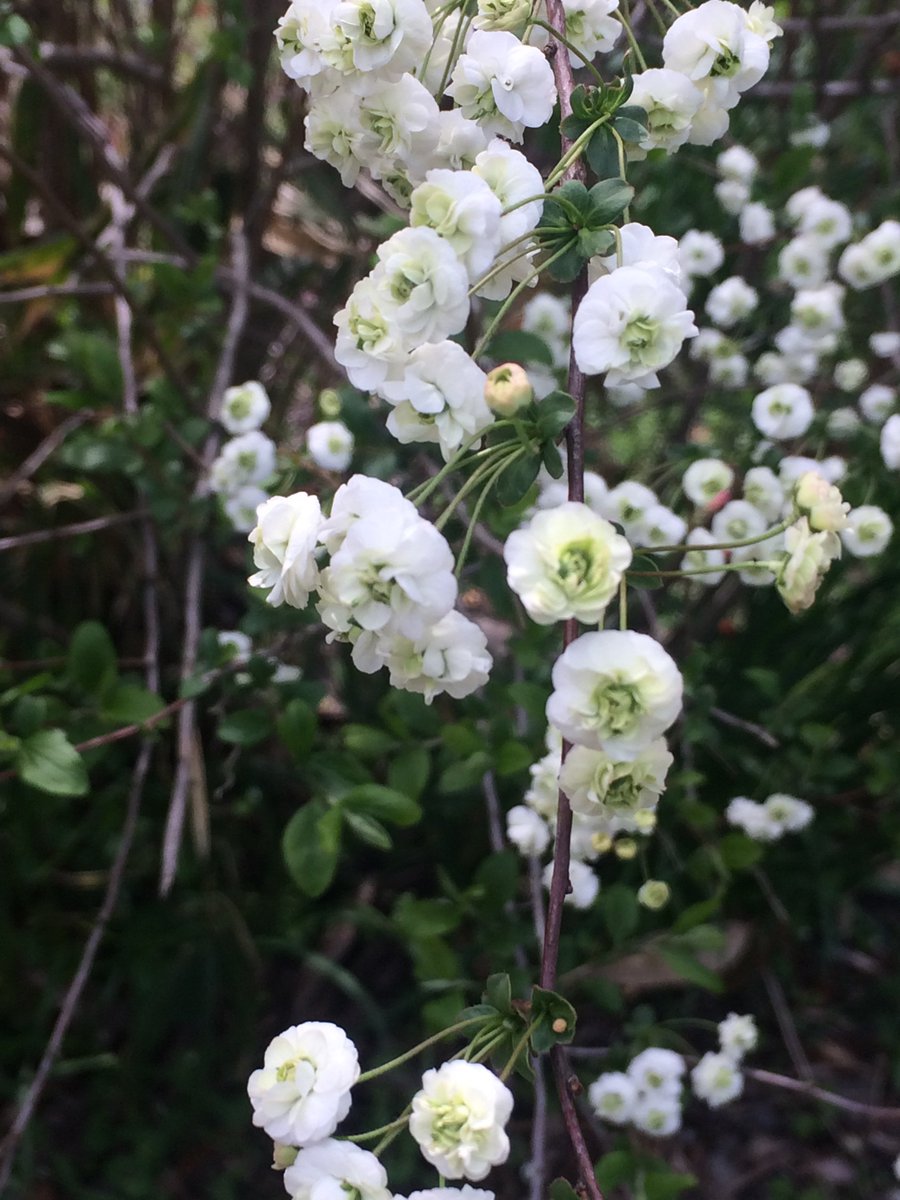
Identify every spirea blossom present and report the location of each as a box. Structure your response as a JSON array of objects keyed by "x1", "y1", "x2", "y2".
[
  {"x1": 409, "y1": 1061, "x2": 514, "y2": 1181},
  {"x1": 307, "y1": 420, "x2": 354, "y2": 471},
  {"x1": 776, "y1": 518, "x2": 840, "y2": 612},
  {"x1": 628, "y1": 1047, "x2": 686, "y2": 1097},
  {"x1": 705, "y1": 276, "x2": 758, "y2": 328},
  {"x1": 446, "y1": 31, "x2": 557, "y2": 143},
  {"x1": 882, "y1": 414, "x2": 900, "y2": 469},
  {"x1": 248, "y1": 492, "x2": 323, "y2": 609},
  {"x1": 678, "y1": 230, "x2": 724, "y2": 277},
  {"x1": 751, "y1": 383, "x2": 814, "y2": 440},
  {"x1": 504, "y1": 503, "x2": 633, "y2": 626},
  {"x1": 572, "y1": 264, "x2": 697, "y2": 386},
  {"x1": 506, "y1": 804, "x2": 551, "y2": 857},
  {"x1": 588, "y1": 1073, "x2": 639, "y2": 1126},
  {"x1": 547, "y1": 630, "x2": 683, "y2": 759},
  {"x1": 718, "y1": 1012, "x2": 758, "y2": 1061},
  {"x1": 682, "y1": 458, "x2": 734, "y2": 506},
  {"x1": 841, "y1": 506, "x2": 893, "y2": 557},
  {"x1": 283, "y1": 1141, "x2": 390, "y2": 1200},
  {"x1": 221, "y1": 380, "x2": 271, "y2": 434},
  {"x1": 410, "y1": 169, "x2": 503, "y2": 282},
  {"x1": 353, "y1": 610, "x2": 492, "y2": 701},
  {"x1": 691, "y1": 1052, "x2": 743, "y2": 1108},
  {"x1": 542, "y1": 858, "x2": 600, "y2": 908},
  {"x1": 628, "y1": 68, "x2": 703, "y2": 156},
  {"x1": 559, "y1": 739, "x2": 673, "y2": 832},
  {"x1": 247, "y1": 1022, "x2": 359, "y2": 1145}
]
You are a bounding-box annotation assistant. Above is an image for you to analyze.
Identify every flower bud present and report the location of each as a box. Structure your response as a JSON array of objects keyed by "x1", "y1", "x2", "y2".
[
  {"x1": 637, "y1": 880, "x2": 670, "y2": 910},
  {"x1": 485, "y1": 363, "x2": 533, "y2": 416},
  {"x1": 591, "y1": 831, "x2": 614, "y2": 855},
  {"x1": 614, "y1": 837, "x2": 638, "y2": 860},
  {"x1": 793, "y1": 471, "x2": 849, "y2": 532},
  {"x1": 319, "y1": 388, "x2": 343, "y2": 419},
  {"x1": 633, "y1": 809, "x2": 657, "y2": 834}
]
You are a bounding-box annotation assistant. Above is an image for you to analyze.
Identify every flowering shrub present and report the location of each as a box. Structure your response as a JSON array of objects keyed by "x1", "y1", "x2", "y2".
[{"x1": 3, "y1": 0, "x2": 900, "y2": 1196}]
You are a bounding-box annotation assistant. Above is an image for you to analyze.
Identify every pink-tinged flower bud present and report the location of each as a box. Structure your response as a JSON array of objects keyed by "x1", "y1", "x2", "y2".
[{"x1": 484, "y1": 363, "x2": 533, "y2": 415}]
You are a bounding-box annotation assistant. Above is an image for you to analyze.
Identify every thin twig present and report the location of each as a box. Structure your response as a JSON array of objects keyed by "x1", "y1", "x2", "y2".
[
  {"x1": 709, "y1": 706, "x2": 780, "y2": 750},
  {"x1": 0, "y1": 282, "x2": 114, "y2": 305},
  {"x1": 0, "y1": 511, "x2": 145, "y2": 553},
  {"x1": 0, "y1": 410, "x2": 95, "y2": 508},
  {"x1": 762, "y1": 968, "x2": 814, "y2": 1085}
]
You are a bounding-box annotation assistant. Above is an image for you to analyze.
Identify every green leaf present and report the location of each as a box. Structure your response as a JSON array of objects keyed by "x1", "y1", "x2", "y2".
[
  {"x1": 615, "y1": 104, "x2": 649, "y2": 129},
  {"x1": 658, "y1": 945, "x2": 723, "y2": 993},
  {"x1": 586, "y1": 127, "x2": 620, "y2": 180},
  {"x1": 394, "y1": 894, "x2": 460, "y2": 938},
  {"x1": 282, "y1": 801, "x2": 342, "y2": 897},
  {"x1": 342, "y1": 724, "x2": 398, "y2": 757},
  {"x1": 495, "y1": 454, "x2": 541, "y2": 507},
  {"x1": 536, "y1": 390, "x2": 576, "y2": 440},
  {"x1": 16, "y1": 729, "x2": 89, "y2": 797},
  {"x1": 483, "y1": 329, "x2": 555, "y2": 367},
  {"x1": 719, "y1": 831, "x2": 764, "y2": 870},
  {"x1": 549, "y1": 1180, "x2": 581, "y2": 1200},
  {"x1": 339, "y1": 783, "x2": 422, "y2": 826},
  {"x1": 277, "y1": 699, "x2": 317, "y2": 760},
  {"x1": 68, "y1": 621, "x2": 117, "y2": 697},
  {"x1": 628, "y1": 554, "x2": 664, "y2": 589},
  {"x1": 343, "y1": 810, "x2": 393, "y2": 850},
  {"x1": 595, "y1": 1150, "x2": 634, "y2": 1191},
  {"x1": 600, "y1": 882, "x2": 639, "y2": 945},
  {"x1": 387, "y1": 745, "x2": 430, "y2": 800},
  {"x1": 437, "y1": 751, "x2": 492, "y2": 794},
  {"x1": 644, "y1": 1170, "x2": 699, "y2": 1200},
  {"x1": 494, "y1": 740, "x2": 533, "y2": 776},
  {"x1": 546, "y1": 243, "x2": 586, "y2": 284},
  {"x1": 101, "y1": 683, "x2": 165, "y2": 726},
  {"x1": 217, "y1": 708, "x2": 271, "y2": 747},
  {"x1": 541, "y1": 440, "x2": 564, "y2": 479},
  {"x1": 484, "y1": 972, "x2": 513, "y2": 1015},
  {"x1": 530, "y1": 985, "x2": 577, "y2": 1051},
  {"x1": 586, "y1": 178, "x2": 634, "y2": 227}
]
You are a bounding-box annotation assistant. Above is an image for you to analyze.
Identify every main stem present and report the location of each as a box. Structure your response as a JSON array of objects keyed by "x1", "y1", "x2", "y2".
[{"x1": 536, "y1": 6, "x2": 603, "y2": 1197}]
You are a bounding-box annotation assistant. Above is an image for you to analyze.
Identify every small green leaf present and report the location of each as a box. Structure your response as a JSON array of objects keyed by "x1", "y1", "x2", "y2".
[
  {"x1": 340, "y1": 783, "x2": 422, "y2": 826},
  {"x1": 388, "y1": 745, "x2": 430, "y2": 801},
  {"x1": 628, "y1": 554, "x2": 664, "y2": 589},
  {"x1": 536, "y1": 390, "x2": 576, "y2": 440},
  {"x1": 16, "y1": 729, "x2": 89, "y2": 797},
  {"x1": 495, "y1": 454, "x2": 541, "y2": 507},
  {"x1": 394, "y1": 895, "x2": 460, "y2": 938},
  {"x1": 549, "y1": 1180, "x2": 581, "y2": 1200},
  {"x1": 546, "y1": 244, "x2": 586, "y2": 284},
  {"x1": 586, "y1": 177, "x2": 634, "y2": 227},
  {"x1": 595, "y1": 1150, "x2": 634, "y2": 1191},
  {"x1": 643, "y1": 1170, "x2": 699, "y2": 1199},
  {"x1": 530, "y1": 985, "x2": 577, "y2": 1051},
  {"x1": 586, "y1": 128, "x2": 620, "y2": 180},
  {"x1": 342, "y1": 724, "x2": 398, "y2": 757},
  {"x1": 343, "y1": 810, "x2": 393, "y2": 850},
  {"x1": 68, "y1": 621, "x2": 117, "y2": 697},
  {"x1": 541, "y1": 440, "x2": 564, "y2": 479},
  {"x1": 217, "y1": 708, "x2": 271, "y2": 747},
  {"x1": 484, "y1": 972, "x2": 513, "y2": 1015},
  {"x1": 601, "y1": 882, "x2": 639, "y2": 945},
  {"x1": 719, "y1": 831, "x2": 763, "y2": 869},
  {"x1": 658, "y1": 945, "x2": 723, "y2": 993},
  {"x1": 101, "y1": 684, "x2": 165, "y2": 725},
  {"x1": 282, "y1": 801, "x2": 342, "y2": 897},
  {"x1": 277, "y1": 699, "x2": 317, "y2": 760},
  {"x1": 483, "y1": 329, "x2": 555, "y2": 367}
]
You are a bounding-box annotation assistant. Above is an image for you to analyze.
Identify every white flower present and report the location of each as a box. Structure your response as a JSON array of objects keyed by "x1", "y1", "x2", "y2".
[
  {"x1": 680, "y1": 528, "x2": 727, "y2": 585},
  {"x1": 714, "y1": 178, "x2": 750, "y2": 215},
  {"x1": 638, "y1": 504, "x2": 687, "y2": 549},
  {"x1": 588, "y1": 1072, "x2": 638, "y2": 1126},
  {"x1": 739, "y1": 201, "x2": 774, "y2": 245},
  {"x1": 742, "y1": 466, "x2": 784, "y2": 522},
  {"x1": 711, "y1": 499, "x2": 767, "y2": 543},
  {"x1": 678, "y1": 229, "x2": 724, "y2": 278},
  {"x1": 506, "y1": 804, "x2": 551, "y2": 856},
  {"x1": 776, "y1": 235, "x2": 831, "y2": 289},
  {"x1": 718, "y1": 1013, "x2": 758, "y2": 1061},
  {"x1": 304, "y1": 89, "x2": 367, "y2": 186},
  {"x1": 410, "y1": 168, "x2": 503, "y2": 282},
  {"x1": 775, "y1": 517, "x2": 840, "y2": 613},
  {"x1": 834, "y1": 358, "x2": 868, "y2": 392},
  {"x1": 837, "y1": 241, "x2": 878, "y2": 290},
  {"x1": 371, "y1": 226, "x2": 471, "y2": 344},
  {"x1": 333, "y1": 0, "x2": 432, "y2": 75},
  {"x1": 705, "y1": 276, "x2": 758, "y2": 329},
  {"x1": 473, "y1": 0, "x2": 532, "y2": 34},
  {"x1": 380, "y1": 341, "x2": 492, "y2": 461},
  {"x1": 473, "y1": 138, "x2": 544, "y2": 249},
  {"x1": 446, "y1": 31, "x2": 557, "y2": 142},
  {"x1": 717, "y1": 144, "x2": 757, "y2": 185},
  {"x1": 628, "y1": 1047, "x2": 686, "y2": 1097},
  {"x1": 882, "y1": 414, "x2": 900, "y2": 469},
  {"x1": 841, "y1": 506, "x2": 894, "y2": 557},
  {"x1": 248, "y1": 492, "x2": 323, "y2": 609},
  {"x1": 334, "y1": 276, "x2": 409, "y2": 392},
  {"x1": 870, "y1": 331, "x2": 900, "y2": 358},
  {"x1": 662, "y1": 0, "x2": 773, "y2": 102},
  {"x1": 318, "y1": 508, "x2": 457, "y2": 640},
  {"x1": 559, "y1": 0, "x2": 621, "y2": 64},
  {"x1": 827, "y1": 407, "x2": 861, "y2": 438},
  {"x1": 785, "y1": 185, "x2": 825, "y2": 225},
  {"x1": 793, "y1": 472, "x2": 848, "y2": 532},
  {"x1": 632, "y1": 1093, "x2": 682, "y2": 1137},
  {"x1": 404, "y1": 1190, "x2": 493, "y2": 1200},
  {"x1": 543, "y1": 857, "x2": 600, "y2": 908},
  {"x1": 841, "y1": 219, "x2": 900, "y2": 288},
  {"x1": 218, "y1": 629, "x2": 253, "y2": 663},
  {"x1": 247, "y1": 1022, "x2": 359, "y2": 1145},
  {"x1": 409, "y1": 1061, "x2": 514, "y2": 1181},
  {"x1": 525, "y1": 745, "x2": 563, "y2": 821},
  {"x1": 600, "y1": 480, "x2": 658, "y2": 540},
  {"x1": 221, "y1": 380, "x2": 271, "y2": 434},
  {"x1": 764, "y1": 792, "x2": 814, "y2": 833},
  {"x1": 210, "y1": 431, "x2": 277, "y2": 492},
  {"x1": 319, "y1": 474, "x2": 417, "y2": 554},
  {"x1": 560, "y1": 739, "x2": 672, "y2": 832},
  {"x1": 691, "y1": 1051, "x2": 743, "y2": 1108},
  {"x1": 275, "y1": 0, "x2": 346, "y2": 93},
  {"x1": 593, "y1": 222, "x2": 685, "y2": 291},
  {"x1": 790, "y1": 283, "x2": 845, "y2": 344},
  {"x1": 751, "y1": 383, "x2": 814, "y2": 440},
  {"x1": 798, "y1": 196, "x2": 853, "y2": 249},
  {"x1": 859, "y1": 383, "x2": 897, "y2": 425},
  {"x1": 357, "y1": 73, "x2": 441, "y2": 180},
  {"x1": 683, "y1": 458, "x2": 734, "y2": 506},
  {"x1": 726, "y1": 796, "x2": 780, "y2": 841},
  {"x1": 430, "y1": 110, "x2": 491, "y2": 172},
  {"x1": 307, "y1": 420, "x2": 354, "y2": 471},
  {"x1": 572, "y1": 264, "x2": 697, "y2": 386},
  {"x1": 355, "y1": 609, "x2": 492, "y2": 701},
  {"x1": 283, "y1": 1141, "x2": 390, "y2": 1200},
  {"x1": 521, "y1": 293, "x2": 572, "y2": 368},
  {"x1": 627, "y1": 68, "x2": 703, "y2": 156},
  {"x1": 547, "y1": 630, "x2": 683, "y2": 759},
  {"x1": 504, "y1": 502, "x2": 633, "y2": 626},
  {"x1": 791, "y1": 118, "x2": 829, "y2": 148},
  {"x1": 223, "y1": 485, "x2": 270, "y2": 533}
]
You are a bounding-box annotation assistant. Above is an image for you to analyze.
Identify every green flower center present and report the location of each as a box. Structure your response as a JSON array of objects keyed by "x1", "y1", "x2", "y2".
[
  {"x1": 592, "y1": 678, "x2": 644, "y2": 735},
  {"x1": 624, "y1": 315, "x2": 658, "y2": 353},
  {"x1": 430, "y1": 1100, "x2": 471, "y2": 1150}
]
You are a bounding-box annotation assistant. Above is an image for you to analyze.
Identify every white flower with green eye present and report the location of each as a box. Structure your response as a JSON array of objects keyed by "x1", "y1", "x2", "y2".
[
  {"x1": 588, "y1": 1072, "x2": 639, "y2": 1126},
  {"x1": 283, "y1": 1141, "x2": 390, "y2": 1200},
  {"x1": 307, "y1": 420, "x2": 354, "y2": 472},
  {"x1": 841, "y1": 506, "x2": 893, "y2": 557},
  {"x1": 221, "y1": 381, "x2": 271, "y2": 434},
  {"x1": 559, "y1": 738, "x2": 672, "y2": 833},
  {"x1": 691, "y1": 1051, "x2": 744, "y2": 1108},
  {"x1": 409, "y1": 1061, "x2": 513, "y2": 1181},
  {"x1": 683, "y1": 458, "x2": 734, "y2": 506},
  {"x1": 547, "y1": 630, "x2": 683, "y2": 759},
  {"x1": 248, "y1": 492, "x2": 323, "y2": 609},
  {"x1": 504, "y1": 502, "x2": 633, "y2": 626},
  {"x1": 718, "y1": 1012, "x2": 758, "y2": 1060},
  {"x1": 775, "y1": 517, "x2": 840, "y2": 613}
]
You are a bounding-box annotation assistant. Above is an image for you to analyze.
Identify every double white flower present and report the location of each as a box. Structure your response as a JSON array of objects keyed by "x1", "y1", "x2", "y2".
[{"x1": 409, "y1": 1061, "x2": 514, "y2": 1181}]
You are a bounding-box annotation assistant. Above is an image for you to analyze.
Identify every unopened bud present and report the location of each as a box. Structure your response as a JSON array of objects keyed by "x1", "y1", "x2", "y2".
[
  {"x1": 319, "y1": 388, "x2": 342, "y2": 419},
  {"x1": 552, "y1": 1017, "x2": 568, "y2": 1034},
  {"x1": 637, "y1": 880, "x2": 670, "y2": 910},
  {"x1": 591, "y1": 831, "x2": 614, "y2": 854},
  {"x1": 272, "y1": 1144, "x2": 298, "y2": 1171},
  {"x1": 633, "y1": 809, "x2": 657, "y2": 834},
  {"x1": 614, "y1": 837, "x2": 638, "y2": 861},
  {"x1": 485, "y1": 362, "x2": 533, "y2": 415}
]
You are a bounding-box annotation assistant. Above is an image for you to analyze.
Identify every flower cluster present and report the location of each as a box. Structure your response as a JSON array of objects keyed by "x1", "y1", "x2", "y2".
[
  {"x1": 726, "y1": 793, "x2": 814, "y2": 842},
  {"x1": 589, "y1": 1047, "x2": 686, "y2": 1137},
  {"x1": 210, "y1": 381, "x2": 277, "y2": 532},
  {"x1": 691, "y1": 1011, "x2": 758, "y2": 1109}
]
